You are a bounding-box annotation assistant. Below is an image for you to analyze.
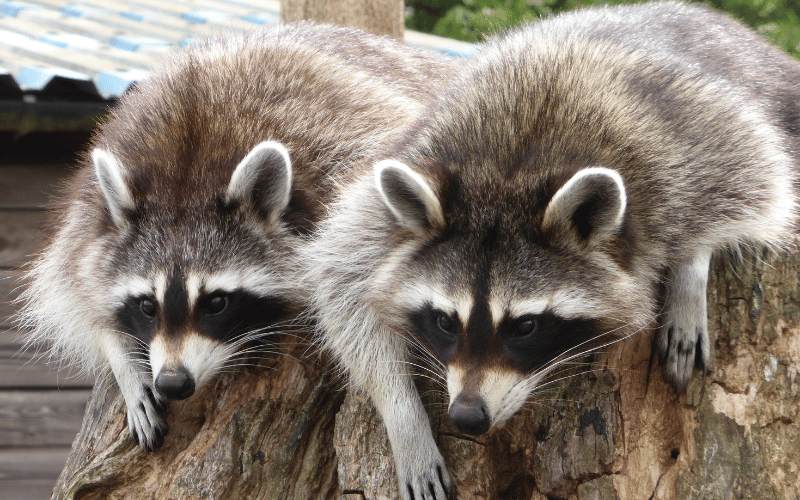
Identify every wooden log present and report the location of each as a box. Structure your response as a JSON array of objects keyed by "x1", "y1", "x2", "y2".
[
  {"x1": 52, "y1": 337, "x2": 345, "y2": 500},
  {"x1": 51, "y1": 249, "x2": 800, "y2": 499},
  {"x1": 280, "y1": 0, "x2": 404, "y2": 40}
]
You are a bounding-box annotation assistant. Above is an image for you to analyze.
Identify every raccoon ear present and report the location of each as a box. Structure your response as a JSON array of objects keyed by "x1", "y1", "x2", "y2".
[
  {"x1": 375, "y1": 160, "x2": 444, "y2": 232},
  {"x1": 226, "y1": 141, "x2": 292, "y2": 221},
  {"x1": 542, "y1": 167, "x2": 626, "y2": 244},
  {"x1": 93, "y1": 148, "x2": 135, "y2": 227}
]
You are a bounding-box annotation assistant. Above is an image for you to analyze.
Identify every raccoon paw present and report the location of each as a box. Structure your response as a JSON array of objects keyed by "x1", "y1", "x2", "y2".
[
  {"x1": 127, "y1": 386, "x2": 168, "y2": 452},
  {"x1": 656, "y1": 313, "x2": 710, "y2": 392},
  {"x1": 398, "y1": 455, "x2": 453, "y2": 500},
  {"x1": 657, "y1": 252, "x2": 712, "y2": 392}
]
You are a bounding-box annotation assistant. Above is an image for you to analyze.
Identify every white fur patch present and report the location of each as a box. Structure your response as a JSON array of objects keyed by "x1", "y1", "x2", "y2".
[
  {"x1": 149, "y1": 335, "x2": 168, "y2": 381},
  {"x1": 154, "y1": 272, "x2": 167, "y2": 305},
  {"x1": 179, "y1": 333, "x2": 232, "y2": 389},
  {"x1": 394, "y1": 282, "x2": 473, "y2": 323},
  {"x1": 198, "y1": 267, "x2": 297, "y2": 298},
  {"x1": 109, "y1": 276, "x2": 154, "y2": 306},
  {"x1": 473, "y1": 366, "x2": 526, "y2": 426},
  {"x1": 502, "y1": 290, "x2": 608, "y2": 321},
  {"x1": 550, "y1": 289, "x2": 610, "y2": 319},
  {"x1": 446, "y1": 365, "x2": 465, "y2": 405},
  {"x1": 186, "y1": 273, "x2": 202, "y2": 306},
  {"x1": 504, "y1": 298, "x2": 550, "y2": 320}
]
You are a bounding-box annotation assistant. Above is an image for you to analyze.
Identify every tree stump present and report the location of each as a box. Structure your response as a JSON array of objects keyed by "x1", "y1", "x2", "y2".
[{"x1": 52, "y1": 249, "x2": 800, "y2": 499}]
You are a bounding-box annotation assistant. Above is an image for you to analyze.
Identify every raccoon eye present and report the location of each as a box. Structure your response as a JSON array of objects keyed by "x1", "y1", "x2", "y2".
[
  {"x1": 512, "y1": 318, "x2": 538, "y2": 338},
  {"x1": 203, "y1": 294, "x2": 228, "y2": 315},
  {"x1": 436, "y1": 313, "x2": 456, "y2": 334},
  {"x1": 139, "y1": 299, "x2": 157, "y2": 318}
]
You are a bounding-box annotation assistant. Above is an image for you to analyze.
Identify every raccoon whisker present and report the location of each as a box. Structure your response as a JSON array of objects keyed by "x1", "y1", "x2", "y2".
[
  {"x1": 532, "y1": 321, "x2": 649, "y2": 378},
  {"x1": 225, "y1": 331, "x2": 278, "y2": 348},
  {"x1": 400, "y1": 361, "x2": 447, "y2": 386},
  {"x1": 380, "y1": 358, "x2": 447, "y2": 385},
  {"x1": 225, "y1": 324, "x2": 309, "y2": 345},
  {"x1": 520, "y1": 399, "x2": 559, "y2": 414},
  {"x1": 223, "y1": 347, "x2": 287, "y2": 359},
  {"x1": 528, "y1": 369, "x2": 607, "y2": 395},
  {"x1": 417, "y1": 387, "x2": 449, "y2": 398},
  {"x1": 399, "y1": 332, "x2": 446, "y2": 373},
  {"x1": 221, "y1": 346, "x2": 306, "y2": 367},
  {"x1": 215, "y1": 359, "x2": 297, "y2": 373}
]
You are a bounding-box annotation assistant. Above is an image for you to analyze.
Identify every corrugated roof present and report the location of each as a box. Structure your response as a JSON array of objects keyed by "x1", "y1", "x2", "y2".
[
  {"x1": 0, "y1": 0, "x2": 476, "y2": 132},
  {"x1": 0, "y1": 0, "x2": 475, "y2": 99}
]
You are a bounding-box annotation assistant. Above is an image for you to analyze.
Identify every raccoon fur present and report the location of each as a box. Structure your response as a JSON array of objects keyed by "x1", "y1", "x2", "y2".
[
  {"x1": 17, "y1": 23, "x2": 454, "y2": 452},
  {"x1": 304, "y1": 2, "x2": 799, "y2": 497}
]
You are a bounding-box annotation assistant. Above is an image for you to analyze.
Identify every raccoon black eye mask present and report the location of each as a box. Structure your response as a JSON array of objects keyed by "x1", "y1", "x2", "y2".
[{"x1": 305, "y1": 2, "x2": 800, "y2": 498}]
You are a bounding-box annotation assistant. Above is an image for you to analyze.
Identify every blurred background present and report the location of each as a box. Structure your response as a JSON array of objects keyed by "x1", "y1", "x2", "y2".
[{"x1": 407, "y1": 0, "x2": 800, "y2": 56}]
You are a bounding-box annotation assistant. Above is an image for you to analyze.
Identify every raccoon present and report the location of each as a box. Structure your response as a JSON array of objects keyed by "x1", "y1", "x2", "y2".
[
  {"x1": 304, "y1": 2, "x2": 800, "y2": 497},
  {"x1": 17, "y1": 23, "x2": 454, "y2": 452}
]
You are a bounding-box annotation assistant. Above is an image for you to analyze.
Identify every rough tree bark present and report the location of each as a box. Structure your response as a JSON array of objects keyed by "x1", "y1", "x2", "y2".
[
  {"x1": 280, "y1": 0, "x2": 404, "y2": 39},
  {"x1": 51, "y1": 249, "x2": 800, "y2": 499}
]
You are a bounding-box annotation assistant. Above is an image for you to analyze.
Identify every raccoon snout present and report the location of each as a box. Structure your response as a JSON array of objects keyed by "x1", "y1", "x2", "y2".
[
  {"x1": 155, "y1": 369, "x2": 196, "y2": 400},
  {"x1": 448, "y1": 394, "x2": 491, "y2": 435}
]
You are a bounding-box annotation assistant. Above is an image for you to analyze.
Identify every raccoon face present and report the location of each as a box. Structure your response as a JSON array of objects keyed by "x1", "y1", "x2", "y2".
[
  {"x1": 95, "y1": 142, "x2": 302, "y2": 400},
  {"x1": 111, "y1": 267, "x2": 298, "y2": 400},
  {"x1": 374, "y1": 160, "x2": 647, "y2": 435}
]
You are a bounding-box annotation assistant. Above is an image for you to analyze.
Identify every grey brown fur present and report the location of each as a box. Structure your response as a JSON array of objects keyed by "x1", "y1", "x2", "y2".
[
  {"x1": 305, "y1": 3, "x2": 800, "y2": 498},
  {"x1": 17, "y1": 23, "x2": 454, "y2": 454}
]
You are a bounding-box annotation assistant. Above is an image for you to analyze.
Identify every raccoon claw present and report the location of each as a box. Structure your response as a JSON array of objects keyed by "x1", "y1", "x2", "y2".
[
  {"x1": 400, "y1": 459, "x2": 453, "y2": 500},
  {"x1": 126, "y1": 386, "x2": 168, "y2": 451},
  {"x1": 656, "y1": 322, "x2": 709, "y2": 392},
  {"x1": 657, "y1": 251, "x2": 712, "y2": 392}
]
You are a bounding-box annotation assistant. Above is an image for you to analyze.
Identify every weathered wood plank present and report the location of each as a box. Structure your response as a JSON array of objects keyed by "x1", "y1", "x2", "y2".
[
  {"x1": 0, "y1": 390, "x2": 90, "y2": 448},
  {"x1": 0, "y1": 269, "x2": 23, "y2": 329},
  {"x1": 0, "y1": 210, "x2": 49, "y2": 269},
  {"x1": 0, "y1": 329, "x2": 94, "y2": 388},
  {"x1": 0, "y1": 164, "x2": 72, "y2": 209},
  {"x1": 3, "y1": 478, "x2": 60, "y2": 500},
  {"x1": 0, "y1": 447, "x2": 70, "y2": 500}
]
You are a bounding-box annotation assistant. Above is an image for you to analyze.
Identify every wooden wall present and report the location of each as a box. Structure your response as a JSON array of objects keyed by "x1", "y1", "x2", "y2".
[{"x1": 0, "y1": 134, "x2": 93, "y2": 500}]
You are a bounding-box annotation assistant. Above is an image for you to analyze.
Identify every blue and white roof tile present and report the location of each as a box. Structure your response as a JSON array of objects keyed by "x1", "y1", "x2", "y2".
[{"x1": 0, "y1": 0, "x2": 476, "y2": 101}]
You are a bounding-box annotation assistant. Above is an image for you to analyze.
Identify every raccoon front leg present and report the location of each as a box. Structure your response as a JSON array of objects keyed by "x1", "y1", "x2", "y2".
[
  {"x1": 371, "y1": 377, "x2": 452, "y2": 500},
  {"x1": 335, "y1": 319, "x2": 452, "y2": 499},
  {"x1": 104, "y1": 335, "x2": 168, "y2": 451},
  {"x1": 656, "y1": 249, "x2": 712, "y2": 391}
]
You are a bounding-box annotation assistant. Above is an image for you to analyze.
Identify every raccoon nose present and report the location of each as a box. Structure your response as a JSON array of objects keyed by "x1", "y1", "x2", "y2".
[
  {"x1": 448, "y1": 394, "x2": 491, "y2": 435},
  {"x1": 155, "y1": 369, "x2": 195, "y2": 400}
]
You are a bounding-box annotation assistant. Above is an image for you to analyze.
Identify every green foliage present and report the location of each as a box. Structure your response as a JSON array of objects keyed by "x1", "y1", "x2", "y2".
[{"x1": 404, "y1": 0, "x2": 800, "y2": 56}]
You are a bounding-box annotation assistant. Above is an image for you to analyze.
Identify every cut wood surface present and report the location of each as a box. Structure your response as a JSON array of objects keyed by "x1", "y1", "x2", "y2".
[{"x1": 51, "y1": 249, "x2": 800, "y2": 499}]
